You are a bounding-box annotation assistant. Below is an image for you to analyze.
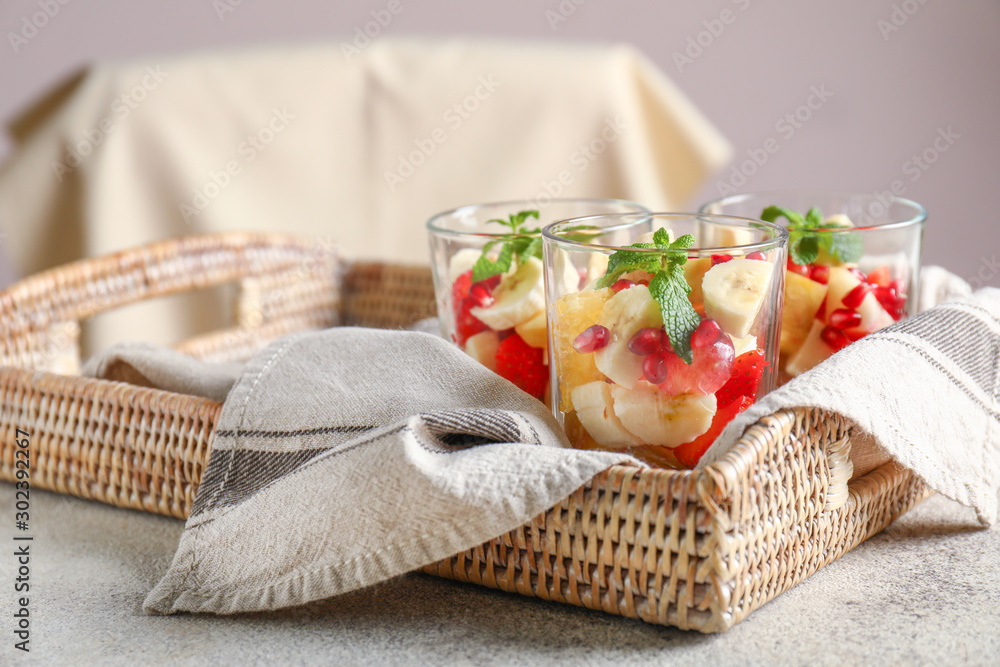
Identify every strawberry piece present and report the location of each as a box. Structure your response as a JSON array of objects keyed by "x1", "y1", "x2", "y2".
[
  {"x1": 714, "y1": 350, "x2": 768, "y2": 409},
  {"x1": 867, "y1": 265, "x2": 891, "y2": 288},
  {"x1": 495, "y1": 332, "x2": 548, "y2": 400},
  {"x1": 673, "y1": 396, "x2": 753, "y2": 468},
  {"x1": 452, "y1": 271, "x2": 501, "y2": 346},
  {"x1": 454, "y1": 296, "x2": 488, "y2": 346}
]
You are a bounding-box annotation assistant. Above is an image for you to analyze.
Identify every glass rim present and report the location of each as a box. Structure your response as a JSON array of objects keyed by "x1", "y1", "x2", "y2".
[
  {"x1": 698, "y1": 190, "x2": 928, "y2": 233},
  {"x1": 541, "y1": 212, "x2": 789, "y2": 254},
  {"x1": 425, "y1": 197, "x2": 650, "y2": 239}
]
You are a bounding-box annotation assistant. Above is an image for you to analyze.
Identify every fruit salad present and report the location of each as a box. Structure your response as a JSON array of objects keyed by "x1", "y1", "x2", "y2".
[
  {"x1": 546, "y1": 219, "x2": 786, "y2": 468},
  {"x1": 763, "y1": 206, "x2": 910, "y2": 378}
]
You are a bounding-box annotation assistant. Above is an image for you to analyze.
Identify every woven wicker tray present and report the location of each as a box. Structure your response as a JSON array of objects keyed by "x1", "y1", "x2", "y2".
[{"x1": 0, "y1": 233, "x2": 929, "y2": 633}]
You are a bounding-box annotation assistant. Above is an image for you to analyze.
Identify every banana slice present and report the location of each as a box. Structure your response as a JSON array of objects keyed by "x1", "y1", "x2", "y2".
[
  {"x1": 823, "y1": 214, "x2": 854, "y2": 228},
  {"x1": 448, "y1": 248, "x2": 484, "y2": 283},
  {"x1": 611, "y1": 384, "x2": 717, "y2": 447},
  {"x1": 464, "y1": 330, "x2": 500, "y2": 371},
  {"x1": 470, "y1": 256, "x2": 545, "y2": 330},
  {"x1": 514, "y1": 310, "x2": 548, "y2": 351},
  {"x1": 702, "y1": 258, "x2": 773, "y2": 339},
  {"x1": 730, "y1": 333, "x2": 758, "y2": 356},
  {"x1": 593, "y1": 285, "x2": 663, "y2": 389},
  {"x1": 571, "y1": 381, "x2": 642, "y2": 449},
  {"x1": 554, "y1": 249, "x2": 583, "y2": 292}
]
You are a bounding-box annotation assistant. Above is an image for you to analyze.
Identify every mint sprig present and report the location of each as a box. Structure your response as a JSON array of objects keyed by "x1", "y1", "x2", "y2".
[
  {"x1": 597, "y1": 230, "x2": 701, "y2": 364},
  {"x1": 471, "y1": 210, "x2": 541, "y2": 282},
  {"x1": 760, "y1": 205, "x2": 863, "y2": 265}
]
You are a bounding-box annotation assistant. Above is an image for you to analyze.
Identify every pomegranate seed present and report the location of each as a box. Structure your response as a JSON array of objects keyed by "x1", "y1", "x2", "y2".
[
  {"x1": 816, "y1": 298, "x2": 827, "y2": 321},
  {"x1": 611, "y1": 279, "x2": 635, "y2": 294},
  {"x1": 848, "y1": 268, "x2": 868, "y2": 282},
  {"x1": 890, "y1": 279, "x2": 906, "y2": 294},
  {"x1": 628, "y1": 327, "x2": 664, "y2": 356},
  {"x1": 809, "y1": 265, "x2": 830, "y2": 285},
  {"x1": 469, "y1": 282, "x2": 494, "y2": 308},
  {"x1": 643, "y1": 353, "x2": 668, "y2": 384},
  {"x1": 636, "y1": 279, "x2": 650, "y2": 287},
  {"x1": 820, "y1": 325, "x2": 851, "y2": 352},
  {"x1": 786, "y1": 257, "x2": 811, "y2": 277},
  {"x1": 746, "y1": 251, "x2": 766, "y2": 261},
  {"x1": 873, "y1": 286, "x2": 898, "y2": 313},
  {"x1": 829, "y1": 308, "x2": 862, "y2": 330},
  {"x1": 691, "y1": 319, "x2": 723, "y2": 349},
  {"x1": 573, "y1": 325, "x2": 610, "y2": 353},
  {"x1": 711, "y1": 254, "x2": 733, "y2": 266},
  {"x1": 844, "y1": 328, "x2": 868, "y2": 342},
  {"x1": 842, "y1": 283, "x2": 869, "y2": 309},
  {"x1": 867, "y1": 266, "x2": 891, "y2": 288}
]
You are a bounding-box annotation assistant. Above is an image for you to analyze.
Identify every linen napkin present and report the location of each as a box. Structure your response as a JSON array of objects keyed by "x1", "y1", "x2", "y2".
[
  {"x1": 109, "y1": 328, "x2": 636, "y2": 615},
  {"x1": 703, "y1": 278, "x2": 1000, "y2": 526}
]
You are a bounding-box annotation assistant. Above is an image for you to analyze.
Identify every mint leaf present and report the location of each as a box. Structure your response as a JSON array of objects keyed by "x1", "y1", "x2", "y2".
[
  {"x1": 827, "y1": 231, "x2": 864, "y2": 263},
  {"x1": 761, "y1": 206, "x2": 804, "y2": 226},
  {"x1": 652, "y1": 227, "x2": 672, "y2": 249},
  {"x1": 805, "y1": 206, "x2": 823, "y2": 227},
  {"x1": 789, "y1": 233, "x2": 820, "y2": 265},
  {"x1": 515, "y1": 235, "x2": 543, "y2": 262},
  {"x1": 649, "y1": 265, "x2": 700, "y2": 364},
  {"x1": 472, "y1": 242, "x2": 514, "y2": 282},
  {"x1": 595, "y1": 245, "x2": 661, "y2": 288}
]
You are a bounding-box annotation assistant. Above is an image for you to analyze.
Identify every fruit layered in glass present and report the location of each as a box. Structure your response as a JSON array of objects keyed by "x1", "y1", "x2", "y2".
[
  {"x1": 700, "y1": 192, "x2": 926, "y2": 380},
  {"x1": 542, "y1": 213, "x2": 787, "y2": 468},
  {"x1": 427, "y1": 199, "x2": 647, "y2": 403}
]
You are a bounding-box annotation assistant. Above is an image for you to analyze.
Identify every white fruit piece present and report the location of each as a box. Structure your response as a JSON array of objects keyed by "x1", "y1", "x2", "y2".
[
  {"x1": 785, "y1": 320, "x2": 832, "y2": 377},
  {"x1": 553, "y1": 248, "x2": 584, "y2": 293},
  {"x1": 571, "y1": 381, "x2": 642, "y2": 449},
  {"x1": 447, "y1": 248, "x2": 483, "y2": 284},
  {"x1": 702, "y1": 258, "x2": 773, "y2": 339},
  {"x1": 470, "y1": 256, "x2": 546, "y2": 330},
  {"x1": 611, "y1": 384, "x2": 717, "y2": 447},
  {"x1": 634, "y1": 227, "x2": 671, "y2": 245},
  {"x1": 780, "y1": 271, "x2": 827, "y2": 358},
  {"x1": 823, "y1": 214, "x2": 854, "y2": 228},
  {"x1": 464, "y1": 331, "x2": 500, "y2": 371},
  {"x1": 730, "y1": 333, "x2": 758, "y2": 357},
  {"x1": 593, "y1": 285, "x2": 663, "y2": 389},
  {"x1": 825, "y1": 267, "x2": 893, "y2": 332},
  {"x1": 515, "y1": 310, "x2": 548, "y2": 351}
]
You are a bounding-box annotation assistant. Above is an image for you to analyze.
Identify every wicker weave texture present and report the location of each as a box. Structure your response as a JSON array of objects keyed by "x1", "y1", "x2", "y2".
[{"x1": 0, "y1": 233, "x2": 928, "y2": 632}]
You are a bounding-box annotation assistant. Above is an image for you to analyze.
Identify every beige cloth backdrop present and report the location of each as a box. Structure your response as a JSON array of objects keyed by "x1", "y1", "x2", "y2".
[{"x1": 0, "y1": 39, "x2": 730, "y2": 354}]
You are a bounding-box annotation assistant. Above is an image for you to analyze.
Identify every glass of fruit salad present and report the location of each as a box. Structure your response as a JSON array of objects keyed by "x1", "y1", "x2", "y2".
[
  {"x1": 700, "y1": 192, "x2": 926, "y2": 380},
  {"x1": 427, "y1": 199, "x2": 648, "y2": 403},
  {"x1": 541, "y1": 213, "x2": 787, "y2": 468}
]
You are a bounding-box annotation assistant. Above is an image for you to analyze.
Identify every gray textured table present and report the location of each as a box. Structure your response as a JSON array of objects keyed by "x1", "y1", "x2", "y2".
[{"x1": 1, "y1": 489, "x2": 998, "y2": 666}]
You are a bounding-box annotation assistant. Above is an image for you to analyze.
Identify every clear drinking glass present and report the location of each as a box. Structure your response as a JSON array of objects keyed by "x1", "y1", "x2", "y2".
[
  {"x1": 700, "y1": 192, "x2": 926, "y2": 381},
  {"x1": 542, "y1": 213, "x2": 788, "y2": 468},
  {"x1": 427, "y1": 199, "x2": 648, "y2": 403}
]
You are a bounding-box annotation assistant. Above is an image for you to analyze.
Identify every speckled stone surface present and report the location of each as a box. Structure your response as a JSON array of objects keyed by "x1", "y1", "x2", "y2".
[{"x1": 1, "y1": 490, "x2": 998, "y2": 666}]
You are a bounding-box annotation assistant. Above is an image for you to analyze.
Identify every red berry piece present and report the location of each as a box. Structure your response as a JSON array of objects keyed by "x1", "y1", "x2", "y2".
[
  {"x1": 454, "y1": 297, "x2": 488, "y2": 347},
  {"x1": 690, "y1": 318, "x2": 722, "y2": 349},
  {"x1": 452, "y1": 270, "x2": 474, "y2": 303},
  {"x1": 786, "y1": 257, "x2": 811, "y2": 277},
  {"x1": 643, "y1": 353, "x2": 668, "y2": 384},
  {"x1": 628, "y1": 327, "x2": 664, "y2": 356},
  {"x1": 469, "y1": 282, "x2": 494, "y2": 308},
  {"x1": 867, "y1": 265, "x2": 891, "y2": 288},
  {"x1": 714, "y1": 351, "x2": 768, "y2": 409},
  {"x1": 848, "y1": 267, "x2": 868, "y2": 282},
  {"x1": 711, "y1": 254, "x2": 733, "y2": 266},
  {"x1": 841, "y1": 283, "x2": 869, "y2": 309},
  {"x1": 573, "y1": 324, "x2": 611, "y2": 353},
  {"x1": 809, "y1": 265, "x2": 830, "y2": 285},
  {"x1": 820, "y1": 325, "x2": 850, "y2": 352},
  {"x1": 746, "y1": 251, "x2": 766, "y2": 261},
  {"x1": 495, "y1": 333, "x2": 548, "y2": 400},
  {"x1": 844, "y1": 328, "x2": 868, "y2": 342},
  {"x1": 611, "y1": 279, "x2": 636, "y2": 294},
  {"x1": 660, "y1": 335, "x2": 735, "y2": 396},
  {"x1": 890, "y1": 279, "x2": 906, "y2": 294},
  {"x1": 672, "y1": 395, "x2": 753, "y2": 468},
  {"x1": 816, "y1": 297, "x2": 827, "y2": 321},
  {"x1": 873, "y1": 286, "x2": 897, "y2": 312},
  {"x1": 828, "y1": 308, "x2": 862, "y2": 330}
]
